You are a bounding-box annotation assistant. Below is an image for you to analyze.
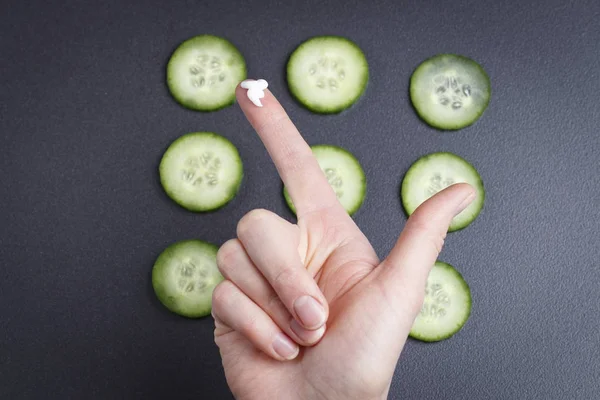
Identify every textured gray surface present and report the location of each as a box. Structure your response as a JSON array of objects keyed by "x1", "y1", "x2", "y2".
[{"x1": 1, "y1": 0, "x2": 599, "y2": 398}]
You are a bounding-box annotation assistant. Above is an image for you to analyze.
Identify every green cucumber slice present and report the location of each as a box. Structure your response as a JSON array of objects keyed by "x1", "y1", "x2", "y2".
[
  {"x1": 152, "y1": 240, "x2": 224, "y2": 318},
  {"x1": 401, "y1": 152, "x2": 484, "y2": 231},
  {"x1": 409, "y1": 261, "x2": 472, "y2": 342},
  {"x1": 167, "y1": 35, "x2": 247, "y2": 111},
  {"x1": 287, "y1": 36, "x2": 369, "y2": 114},
  {"x1": 284, "y1": 145, "x2": 366, "y2": 215},
  {"x1": 410, "y1": 54, "x2": 491, "y2": 130},
  {"x1": 159, "y1": 132, "x2": 243, "y2": 212}
]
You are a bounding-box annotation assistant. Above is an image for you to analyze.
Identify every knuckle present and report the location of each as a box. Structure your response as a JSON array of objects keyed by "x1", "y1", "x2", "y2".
[
  {"x1": 236, "y1": 208, "x2": 272, "y2": 238},
  {"x1": 278, "y1": 146, "x2": 319, "y2": 183},
  {"x1": 279, "y1": 148, "x2": 312, "y2": 176},
  {"x1": 216, "y1": 239, "x2": 243, "y2": 277},
  {"x1": 270, "y1": 266, "x2": 297, "y2": 290},
  {"x1": 239, "y1": 314, "x2": 260, "y2": 336},
  {"x1": 405, "y1": 214, "x2": 447, "y2": 254}
]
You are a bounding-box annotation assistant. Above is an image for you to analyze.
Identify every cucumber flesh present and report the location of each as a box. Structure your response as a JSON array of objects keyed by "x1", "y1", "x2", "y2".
[
  {"x1": 284, "y1": 145, "x2": 366, "y2": 215},
  {"x1": 167, "y1": 35, "x2": 247, "y2": 111},
  {"x1": 410, "y1": 54, "x2": 490, "y2": 130},
  {"x1": 159, "y1": 132, "x2": 243, "y2": 212},
  {"x1": 401, "y1": 152, "x2": 484, "y2": 231},
  {"x1": 152, "y1": 240, "x2": 224, "y2": 318},
  {"x1": 409, "y1": 261, "x2": 472, "y2": 342},
  {"x1": 287, "y1": 36, "x2": 369, "y2": 114}
]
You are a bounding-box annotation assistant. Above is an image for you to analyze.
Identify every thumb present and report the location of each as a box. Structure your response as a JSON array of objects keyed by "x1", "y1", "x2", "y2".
[
  {"x1": 320, "y1": 183, "x2": 477, "y2": 387},
  {"x1": 375, "y1": 183, "x2": 476, "y2": 326}
]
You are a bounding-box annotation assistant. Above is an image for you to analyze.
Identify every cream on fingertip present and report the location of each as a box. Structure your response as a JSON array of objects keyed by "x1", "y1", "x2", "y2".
[{"x1": 241, "y1": 79, "x2": 268, "y2": 107}]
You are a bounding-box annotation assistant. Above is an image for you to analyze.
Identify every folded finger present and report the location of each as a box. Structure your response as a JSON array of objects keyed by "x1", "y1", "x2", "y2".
[
  {"x1": 237, "y1": 209, "x2": 329, "y2": 330},
  {"x1": 211, "y1": 280, "x2": 299, "y2": 361},
  {"x1": 217, "y1": 239, "x2": 326, "y2": 345}
]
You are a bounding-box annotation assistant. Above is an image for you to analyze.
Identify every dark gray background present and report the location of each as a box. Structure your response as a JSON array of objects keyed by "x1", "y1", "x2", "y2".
[{"x1": 1, "y1": 0, "x2": 599, "y2": 398}]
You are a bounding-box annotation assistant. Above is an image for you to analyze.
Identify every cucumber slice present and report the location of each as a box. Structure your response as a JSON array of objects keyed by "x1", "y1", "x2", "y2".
[
  {"x1": 167, "y1": 35, "x2": 247, "y2": 111},
  {"x1": 401, "y1": 152, "x2": 484, "y2": 232},
  {"x1": 287, "y1": 36, "x2": 369, "y2": 114},
  {"x1": 409, "y1": 261, "x2": 472, "y2": 342},
  {"x1": 284, "y1": 145, "x2": 366, "y2": 215},
  {"x1": 159, "y1": 132, "x2": 243, "y2": 212},
  {"x1": 152, "y1": 240, "x2": 223, "y2": 318},
  {"x1": 410, "y1": 54, "x2": 491, "y2": 130}
]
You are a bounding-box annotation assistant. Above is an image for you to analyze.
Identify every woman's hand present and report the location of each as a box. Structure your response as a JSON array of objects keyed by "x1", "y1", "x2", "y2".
[{"x1": 212, "y1": 82, "x2": 475, "y2": 400}]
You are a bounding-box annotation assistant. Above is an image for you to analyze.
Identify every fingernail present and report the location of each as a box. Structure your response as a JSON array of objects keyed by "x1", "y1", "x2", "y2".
[
  {"x1": 294, "y1": 296, "x2": 326, "y2": 329},
  {"x1": 290, "y1": 319, "x2": 326, "y2": 344},
  {"x1": 272, "y1": 333, "x2": 299, "y2": 360},
  {"x1": 455, "y1": 190, "x2": 476, "y2": 216}
]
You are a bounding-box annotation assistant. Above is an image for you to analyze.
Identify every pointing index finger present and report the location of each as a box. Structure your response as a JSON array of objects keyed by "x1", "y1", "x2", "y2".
[{"x1": 236, "y1": 81, "x2": 339, "y2": 215}]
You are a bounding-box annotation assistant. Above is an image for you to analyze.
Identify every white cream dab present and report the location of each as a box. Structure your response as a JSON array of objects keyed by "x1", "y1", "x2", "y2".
[{"x1": 240, "y1": 79, "x2": 268, "y2": 107}]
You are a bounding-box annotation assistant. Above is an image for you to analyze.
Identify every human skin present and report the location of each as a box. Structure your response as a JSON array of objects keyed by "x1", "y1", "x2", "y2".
[{"x1": 211, "y1": 82, "x2": 476, "y2": 400}]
